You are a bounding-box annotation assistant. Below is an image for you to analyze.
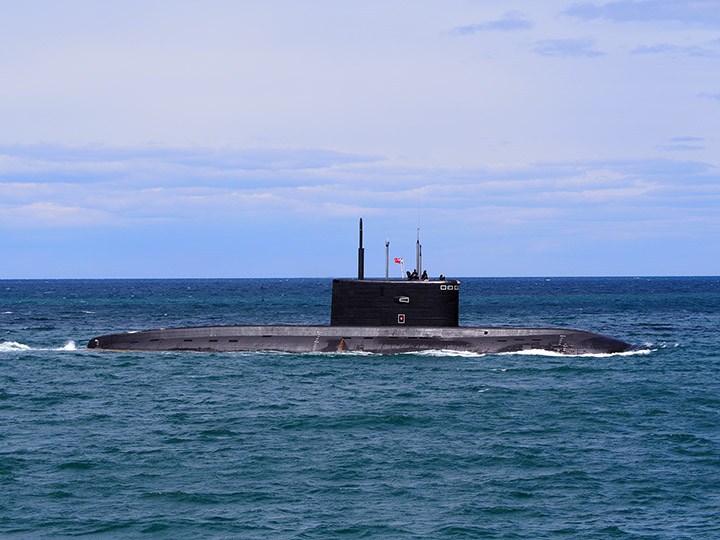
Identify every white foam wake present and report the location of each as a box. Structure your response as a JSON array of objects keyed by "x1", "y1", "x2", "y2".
[
  {"x1": 60, "y1": 341, "x2": 77, "y2": 351},
  {"x1": 0, "y1": 341, "x2": 31, "y2": 352},
  {"x1": 269, "y1": 348, "x2": 654, "y2": 359},
  {"x1": 0, "y1": 340, "x2": 77, "y2": 352},
  {"x1": 499, "y1": 348, "x2": 653, "y2": 358},
  {"x1": 406, "y1": 349, "x2": 487, "y2": 358},
  {"x1": 403, "y1": 348, "x2": 654, "y2": 359}
]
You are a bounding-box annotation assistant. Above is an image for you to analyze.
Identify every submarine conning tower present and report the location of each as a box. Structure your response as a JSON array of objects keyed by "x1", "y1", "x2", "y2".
[
  {"x1": 330, "y1": 218, "x2": 460, "y2": 327},
  {"x1": 330, "y1": 279, "x2": 459, "y2": 327}
]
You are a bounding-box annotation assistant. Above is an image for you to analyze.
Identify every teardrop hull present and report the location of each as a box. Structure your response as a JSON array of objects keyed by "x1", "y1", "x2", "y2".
[{"x1": 88, "y1": 325, "x2": 631, "y2": 355}]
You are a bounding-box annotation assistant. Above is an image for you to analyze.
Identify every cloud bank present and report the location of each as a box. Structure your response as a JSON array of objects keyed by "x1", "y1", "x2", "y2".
[{"x1": 1, "y1": 144, "x2": 715, "y2": 226}]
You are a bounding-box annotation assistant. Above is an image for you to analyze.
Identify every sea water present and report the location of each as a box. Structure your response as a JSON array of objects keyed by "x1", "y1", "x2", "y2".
[{"x1": 1, "y1": 277, "x2": 719, "y2": 539}]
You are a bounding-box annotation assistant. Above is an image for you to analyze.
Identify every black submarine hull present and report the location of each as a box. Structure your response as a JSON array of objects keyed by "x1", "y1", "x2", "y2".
[{"x1": 87, "y1": 325, "x2": 631, "y2": 355}]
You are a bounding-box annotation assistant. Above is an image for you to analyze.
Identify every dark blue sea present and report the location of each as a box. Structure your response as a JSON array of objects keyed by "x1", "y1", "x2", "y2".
[{"x1": 1, "y1": 277, "x2": 719, "y2": 539}]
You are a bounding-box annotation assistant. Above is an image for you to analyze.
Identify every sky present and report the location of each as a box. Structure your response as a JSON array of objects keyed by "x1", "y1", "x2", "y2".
[{"x1": 1, "y1": 0, "x2": 718, "y2": 278}]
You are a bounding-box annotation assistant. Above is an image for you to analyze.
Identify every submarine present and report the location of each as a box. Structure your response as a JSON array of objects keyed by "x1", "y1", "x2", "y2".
[{"x1": 88, "y1": 219, "x2": 631, "y2": 355}]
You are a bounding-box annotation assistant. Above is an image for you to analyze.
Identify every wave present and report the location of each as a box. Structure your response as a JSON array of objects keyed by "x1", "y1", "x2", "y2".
[{"x1": 0, "y1": 340, "x2": 77, "y2": 352}]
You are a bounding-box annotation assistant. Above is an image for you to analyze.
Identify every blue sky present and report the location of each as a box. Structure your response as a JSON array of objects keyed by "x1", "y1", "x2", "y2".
[{"x1": 1, "y1": 0, "x2": 718, "y2": 278}]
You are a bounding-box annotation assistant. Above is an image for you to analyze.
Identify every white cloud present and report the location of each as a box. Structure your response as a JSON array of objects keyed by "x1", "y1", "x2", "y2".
[{"x1": 0, "y1": 202, "x2": 115, "y2": 227}]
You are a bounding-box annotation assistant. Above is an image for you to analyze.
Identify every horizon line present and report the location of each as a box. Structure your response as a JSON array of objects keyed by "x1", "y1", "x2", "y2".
[{"x1": 1, "y1": 275, "x2": 718, "y2": 281}]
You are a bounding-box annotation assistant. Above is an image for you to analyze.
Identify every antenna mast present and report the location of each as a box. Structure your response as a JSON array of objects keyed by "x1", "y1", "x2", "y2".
[
  {"x1": 416, "y1": 187, "x2": 422, "y2": 276},
  {"x1": 385, "y1": 239, "x2": 390, "y2": 280},
  {"x1": 416, "y1": 227, "x2": 422, "y2": 277},
  {"x1": 358, "y1": 218, "x2": 365, "y2": 280}
]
